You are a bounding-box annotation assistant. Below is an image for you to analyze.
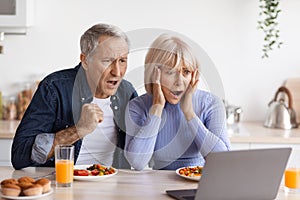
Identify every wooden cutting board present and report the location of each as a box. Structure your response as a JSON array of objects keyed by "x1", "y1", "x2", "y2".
[{"x1": 283, "y1": 77, "x2": 300, "y2": 124}]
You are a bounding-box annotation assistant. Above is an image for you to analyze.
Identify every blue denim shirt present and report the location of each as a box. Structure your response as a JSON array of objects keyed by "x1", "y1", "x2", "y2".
[{"x1": 11, "y1": 63, "x2": 137, "y2": 170}]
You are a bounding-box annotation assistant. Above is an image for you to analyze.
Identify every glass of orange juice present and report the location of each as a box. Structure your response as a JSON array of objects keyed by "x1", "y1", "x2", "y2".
[
  {"x1": 285, "y1": 149, "x2": 300, "y2": 192},
  {"x1": 55, "y1": 145, "x2": 74, "y2": 187}
]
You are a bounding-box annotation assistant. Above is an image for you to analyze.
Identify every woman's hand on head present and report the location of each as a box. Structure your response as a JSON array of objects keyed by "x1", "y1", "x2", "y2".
[
  {"x1": 180, "y1": 69, "x2": 199, "y2": 120},
  {"x1": 150, "y1": 66, "x2": 165, "y2": 117},
  {"x1": 189, "y1": 69, "x2": 200, "y2": 92},
  {"x1": 152, "y1": 66, "x2": 166, "y2": 106}
]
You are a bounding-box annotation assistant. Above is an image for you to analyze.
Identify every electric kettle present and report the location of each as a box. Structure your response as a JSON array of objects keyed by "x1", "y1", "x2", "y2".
[{"x1": 264, "y1": 86, "x2": 298, "y2": 129}]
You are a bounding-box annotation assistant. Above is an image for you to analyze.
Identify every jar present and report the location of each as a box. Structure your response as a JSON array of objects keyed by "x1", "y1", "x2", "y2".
[
  {"x1": 0, "y1": 91, "x2": 2, "y2": 119},
  {"x1": 17, "y1": 82, "x2": 34, "y2": 120},
  {"x1": 2, "y1": 96, "x2": 17, "y2": 120},
  {"x1": 0, "y1": 32, "x2": 3, "y2": 54}
]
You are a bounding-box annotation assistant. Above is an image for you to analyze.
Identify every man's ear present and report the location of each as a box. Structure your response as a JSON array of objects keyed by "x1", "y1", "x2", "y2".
[{"x1": 80, "y1": 54, "x2": 88, "y2": 70}]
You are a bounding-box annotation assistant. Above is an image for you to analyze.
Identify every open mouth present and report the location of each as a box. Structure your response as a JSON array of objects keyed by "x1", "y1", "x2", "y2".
[
  {"x1": 170, "y1": 90, "x2": 183, "y2": 97},
  {"x1": 107, "y1": 80, "x2": 118, "y2": 86}
]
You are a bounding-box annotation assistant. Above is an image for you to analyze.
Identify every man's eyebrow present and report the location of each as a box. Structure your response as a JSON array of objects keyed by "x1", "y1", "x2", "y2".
[{"x1": 100, "y1": 55, "x2": 127, "y2": 58}]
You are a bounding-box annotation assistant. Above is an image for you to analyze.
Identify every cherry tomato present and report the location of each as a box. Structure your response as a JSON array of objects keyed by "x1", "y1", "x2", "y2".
[
  {"x1": 96, "y1": 164, "x2": 102, "y2": 169},
  {"x1": 91, "y1": 169, "x2": 100, "y2": 176},
  {"x1": 74, "y1": 169, "x2": 89, "y2": 176}
]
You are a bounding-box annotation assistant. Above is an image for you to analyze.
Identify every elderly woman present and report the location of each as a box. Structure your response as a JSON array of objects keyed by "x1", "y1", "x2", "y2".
[{"x1": 124, "y1": 33, "x2": 231, "y2": 170}]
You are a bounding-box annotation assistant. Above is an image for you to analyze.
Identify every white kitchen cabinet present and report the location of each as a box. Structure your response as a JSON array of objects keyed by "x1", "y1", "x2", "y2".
[
  {"x1": 0, "y1": 0, "x2": 34, "y2": 33},
  {"x1": 250, "y1": 143, "x2": 300, "y2": 150},
  {"x1": 229, "y1": 121, "x2": 300, "y2": 167},
  {"x1": 250, "y1": 143, "x2": 300, "y2": 166},
  {"x1": 231, "y1": 143, "x2": 300, "y2": 168},
  {"x1": 231, "y1": 142, "x2": 300, "y2": 152},
  {"x1": 230, "y1": 143, "x2": 250, "y2": 150},
  {"x1": 0, "y1": 121, "x2": 18, "y2": 166},
  {"x1": 0, "y1": 139, "x2": 12, "y2": 166}
]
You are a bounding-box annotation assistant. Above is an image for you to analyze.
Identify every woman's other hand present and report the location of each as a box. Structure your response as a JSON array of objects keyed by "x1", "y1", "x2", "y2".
[{"x1": 180, "y1": 69, "x2": 199, "y2": 121}]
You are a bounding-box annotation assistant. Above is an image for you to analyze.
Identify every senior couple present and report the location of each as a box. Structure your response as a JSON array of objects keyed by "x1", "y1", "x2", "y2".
[{"x1": 11, "y1": 23, "x2": 231, "y2": 171}]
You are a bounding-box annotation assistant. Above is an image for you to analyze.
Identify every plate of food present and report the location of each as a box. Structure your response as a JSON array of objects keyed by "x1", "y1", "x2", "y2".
[
  {"x1": 0, "y1": 176, "x2": 53, "y2": 199},
  {"x1": 73, "y1": 164, "x2": 118, "y2": 181},
  {"x1": 0, "y1": 189, "x2": 53, "y2": 200},
  {"x1": 175, "y1": 166, "x2": 203, "y2": 181}
]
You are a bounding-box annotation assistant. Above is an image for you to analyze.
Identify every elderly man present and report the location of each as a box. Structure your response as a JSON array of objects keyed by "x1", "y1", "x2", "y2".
[{"x1": 11, "y1": 23, "x2": 137, "y2": 170}]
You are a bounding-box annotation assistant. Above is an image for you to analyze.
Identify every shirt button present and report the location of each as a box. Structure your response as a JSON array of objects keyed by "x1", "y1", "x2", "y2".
[
  {"x1": 112, "y1": 96, "x2": 116, "y2": 100},
  {"x1": 81, "y1": 97, "x2": 85, "y2": 102},
  {"x1": 114, "y1": 106, "x2": 118, "y2": 110},
  {"x1": 66, "y1": 125, "x2": 69, "y2": 128}
]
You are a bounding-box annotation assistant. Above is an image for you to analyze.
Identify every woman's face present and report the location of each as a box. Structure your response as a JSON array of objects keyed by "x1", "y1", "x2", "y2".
[{"x1": 160, "y1": 65, "x2": 192, "y2": 104}]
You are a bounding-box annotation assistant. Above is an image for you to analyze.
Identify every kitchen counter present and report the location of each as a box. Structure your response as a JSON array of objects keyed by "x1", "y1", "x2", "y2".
[
  {"x1": 1, "y1": 120, "x2": 300, "y2": 166},
  {"x1": 228, "y1": 122, "x2": 300, "y2": 144},
  {"x1": 1, "y1": 120, "x2": 300, "y2": 144}
]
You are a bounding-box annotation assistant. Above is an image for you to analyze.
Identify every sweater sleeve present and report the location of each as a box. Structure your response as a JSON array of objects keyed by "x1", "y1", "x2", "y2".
[
  {"x1": 187, "y1": 95, "x2": 231, "y2": 157},
  {"x1": 124, "y1": 98, "x2": 162, "y2": 170}
]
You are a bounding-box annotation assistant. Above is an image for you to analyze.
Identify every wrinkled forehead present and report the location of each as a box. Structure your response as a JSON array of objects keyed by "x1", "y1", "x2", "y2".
[{"x1": 95, "y1": 35, "x2": 129, "y2": 57}]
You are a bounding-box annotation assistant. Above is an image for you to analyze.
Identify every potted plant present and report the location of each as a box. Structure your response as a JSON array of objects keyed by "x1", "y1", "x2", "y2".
[{"x1": 257, "y1": 0, "x2": 283, "y2": 58}]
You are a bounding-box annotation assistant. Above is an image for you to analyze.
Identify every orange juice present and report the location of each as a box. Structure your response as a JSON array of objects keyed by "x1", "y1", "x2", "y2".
[
  {"x1": 285, "y1": 168, "x2": 300, "y2": 189},
  {"x1": 55, "y1": 159, "x2": 74, "y2": 184}
]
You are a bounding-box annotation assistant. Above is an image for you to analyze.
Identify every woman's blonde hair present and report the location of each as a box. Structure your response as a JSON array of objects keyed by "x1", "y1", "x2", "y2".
[{"x1": 144, "y1": 33, "x2": 199, "y2": 94}]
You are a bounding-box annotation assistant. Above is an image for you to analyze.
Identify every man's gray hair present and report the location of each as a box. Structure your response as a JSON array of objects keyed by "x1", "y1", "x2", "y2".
[{"x1": 80, "y1": 23, "x2": 129, "y2": 57}]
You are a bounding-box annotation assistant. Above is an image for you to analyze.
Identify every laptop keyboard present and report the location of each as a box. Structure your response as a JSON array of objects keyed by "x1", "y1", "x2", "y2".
[{"x1": 181, "y1": 195, "x2": 195, "y2": 200}]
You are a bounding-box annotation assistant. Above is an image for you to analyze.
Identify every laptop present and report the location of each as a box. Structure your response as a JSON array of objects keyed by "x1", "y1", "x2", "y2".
[{"x1": 166, "y1": 148, "x2": 291, "y2": 200}]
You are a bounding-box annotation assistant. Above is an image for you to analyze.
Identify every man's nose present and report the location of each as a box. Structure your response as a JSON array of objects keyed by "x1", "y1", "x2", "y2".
[{"x1": 111, "y1": 60, "x2": 121, "y2": 76}]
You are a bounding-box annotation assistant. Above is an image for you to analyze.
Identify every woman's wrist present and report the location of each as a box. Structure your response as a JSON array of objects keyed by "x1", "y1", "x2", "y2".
[
  {"x1": 184, "y1": 111, "x2": 196, "y2": 121},
  {"x1": 150, "y1": 104, "x2": 164, "y2": 117}
]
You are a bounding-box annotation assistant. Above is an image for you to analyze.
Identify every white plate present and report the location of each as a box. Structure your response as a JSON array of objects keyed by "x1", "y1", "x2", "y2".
[
  {"x1": 73, "y1": 165, "x2": 118, "y2": 181},
  {"x1": 0, "y1": 188, "x2": 53, "y2": 200},
  {"x1": 175, "y1": 166, "x2": 202, "y2": 181}
]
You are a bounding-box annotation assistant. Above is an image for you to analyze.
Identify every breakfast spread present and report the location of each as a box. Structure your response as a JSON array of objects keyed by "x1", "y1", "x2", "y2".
[
  {"x1": 178, "y1": 166, "x2": 203, "y2": 177},
  {"x1": 0, "y1": 176, "x2": 51, "y2": 197},
  {"x1": 74, "y1": 164, "x2": 116, "y2": 176}
]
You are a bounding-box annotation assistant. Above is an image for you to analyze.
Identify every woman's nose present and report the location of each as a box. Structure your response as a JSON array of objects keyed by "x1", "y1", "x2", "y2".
[{"x1": 174, "y1": 71, "x2": 184, "y2": 86}]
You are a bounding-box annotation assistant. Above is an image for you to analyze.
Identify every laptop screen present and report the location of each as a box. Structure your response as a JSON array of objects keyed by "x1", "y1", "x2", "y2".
[{"x1": 167, "y1": 148, "x2": 291, "y2": 200}]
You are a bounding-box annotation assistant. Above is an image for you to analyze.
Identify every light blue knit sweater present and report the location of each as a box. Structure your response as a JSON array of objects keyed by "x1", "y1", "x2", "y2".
[{"x1": 124, "y1": 89, "x2": 231, "y2": 170}]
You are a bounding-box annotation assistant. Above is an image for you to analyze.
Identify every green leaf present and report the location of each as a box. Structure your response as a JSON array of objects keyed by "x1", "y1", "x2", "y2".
[{"x1": 257, "y1": 0, "x2": 282, "y2": 59}]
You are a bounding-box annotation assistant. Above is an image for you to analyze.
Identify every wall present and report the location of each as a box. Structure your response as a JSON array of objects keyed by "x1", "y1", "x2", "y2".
[{"x1": 0, "y1": 0, "x2": 299, "y2": 121}]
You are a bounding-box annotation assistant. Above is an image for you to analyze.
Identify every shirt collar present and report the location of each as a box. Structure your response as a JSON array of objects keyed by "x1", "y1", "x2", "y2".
[{"x1": 75, "y1": 63, "x2": 93, "y2": 104}]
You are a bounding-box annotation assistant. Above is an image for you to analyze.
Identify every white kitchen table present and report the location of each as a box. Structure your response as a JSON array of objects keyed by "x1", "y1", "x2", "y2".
[{"x1": 0, "y1": 166, "x2": 299, "y2": 200}]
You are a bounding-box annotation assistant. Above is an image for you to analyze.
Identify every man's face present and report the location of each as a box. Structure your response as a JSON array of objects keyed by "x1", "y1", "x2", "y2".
[{"x1": 82, "y1": 35, "x2": 129, "y2": 98}]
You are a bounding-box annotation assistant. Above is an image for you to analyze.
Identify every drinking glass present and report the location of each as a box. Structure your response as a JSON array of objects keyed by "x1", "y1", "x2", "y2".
[
  {"x1": 55, "y1": 145, "x2": 74, "y2": 187},
  {"x1": 285, "y1": 149, "x2": 300, "y2": 192}
]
